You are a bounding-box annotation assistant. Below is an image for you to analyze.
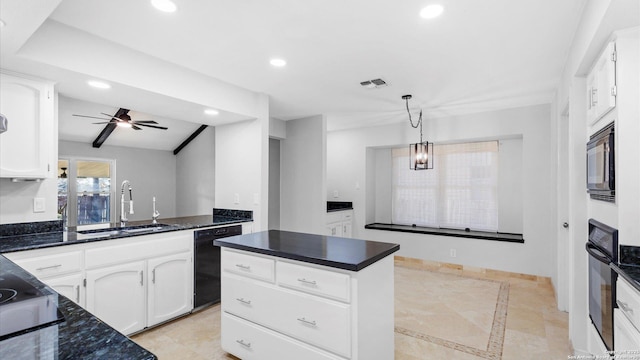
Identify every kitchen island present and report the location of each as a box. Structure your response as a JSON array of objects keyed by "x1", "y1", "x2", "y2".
[{"x1": 215, "y1": 230, "x2": 399, "y2": 360}]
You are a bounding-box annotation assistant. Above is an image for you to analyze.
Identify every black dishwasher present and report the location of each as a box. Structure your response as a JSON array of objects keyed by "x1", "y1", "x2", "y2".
[{"x1": 194, "y1": 225, "x2": 242, "y2": 310}]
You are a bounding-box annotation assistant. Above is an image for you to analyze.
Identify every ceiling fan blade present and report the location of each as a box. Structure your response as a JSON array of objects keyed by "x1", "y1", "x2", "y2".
[
  {"x1": 132, "y1": 120, "x2": 158, "y2": 124},
  {"x1": 92, "y1": 122, "x2": 115, "y2": 124},
  {"x1": 131, "y1": 124, "x2": 143, "y2": 130},
  {"x1": 135, "y1": 123, "x2": 168, "y2": 130},
  {"x1": 73, "y1": 114, "x2": 112, "y2": 121}
]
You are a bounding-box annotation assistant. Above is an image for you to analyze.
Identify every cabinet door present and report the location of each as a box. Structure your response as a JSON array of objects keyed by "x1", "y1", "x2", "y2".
[
  {"x1": 614, "y1": 309, "x2": 640, "y2": 351},
  {"x1": 86, "y1": 261, "x2": 146, "y2": 335},
  {"x1": 0, "y1": 72, "x2": 54, "y2": 178},
  {"x1": 588, "y1": 42, "x2": 616, "y2": 123},
  {"x1": 43, "y1": 273, "x2": 84, "y2": 306},
  {"x1": 147, "y1": 252, "x2": 193, "y2": 326},
  {"x1": 342, "y1": 221, "x2": 352, "y2": 238}
]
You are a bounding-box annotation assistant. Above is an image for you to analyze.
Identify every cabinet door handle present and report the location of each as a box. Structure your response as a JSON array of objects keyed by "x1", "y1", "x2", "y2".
[
  {"x1": 297, "y1": 317, "x2": 317, "y2": 326},
  {"x1": 75, "y1": 285, "x2": 80, "y2": 304},
  {"x1": 140, "y1": 271, "x2": 144, "y2": 286},
  {"x1": 297, "y1": 278, "x2": 317, "y2": 285},
  {"x1": 236, "y1": 339, "x2": 251, "y2": 348},
  {"x1": 36, "y1": 264, "x2": 62, "y2": 271},
  {"x1": 152, "y1": 269, "x2": 156, "y2": 284},
  {"x1": 618, "y1": 300, "x2": 634, "y2": 314},
  {"x1": 235, "y1": 264, "x2": 251, "y2": 270},
  {"x1": 236, "y1": 297, "x2": 252, "y2": 305}
]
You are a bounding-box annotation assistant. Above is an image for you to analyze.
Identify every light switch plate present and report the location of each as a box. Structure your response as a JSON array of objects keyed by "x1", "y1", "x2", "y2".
[
  {"x1": 234, "y1": 193, "x2": 240, "y2": 204},
  {"x1": 33, "y1": 197, "x2": 45, "y2": 213}
]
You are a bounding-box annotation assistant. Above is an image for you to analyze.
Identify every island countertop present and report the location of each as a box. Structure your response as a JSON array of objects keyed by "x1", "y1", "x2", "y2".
[{"x1": 214, "y1": 230, "x2": 399, "y2": 271}]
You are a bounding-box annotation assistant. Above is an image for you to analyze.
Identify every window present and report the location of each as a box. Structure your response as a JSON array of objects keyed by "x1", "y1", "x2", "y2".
[
  {"x1": 58, "y1": 158, "x2": 115, "y2": 226},
  {"x1": 391, "y1": 141, "x2": 499, "y2": 232}
]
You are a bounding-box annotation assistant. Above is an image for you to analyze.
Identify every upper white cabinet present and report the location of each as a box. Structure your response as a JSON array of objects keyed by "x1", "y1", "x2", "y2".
[
  {"x1": 586, "y1": 42, "x2": 616, "y2": 124},
  {"x1": 0, "y1": 71, "x2": 55, "y2": 179}
]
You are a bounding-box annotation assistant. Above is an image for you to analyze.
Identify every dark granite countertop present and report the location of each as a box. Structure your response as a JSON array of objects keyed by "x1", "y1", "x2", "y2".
[
  {"x1": 612, "y1": 245, "x2": 640, "y2": 292},
  {"x1": 214, "y1": 230, "x2": 399, "y2": 271},
  {"x1": 0, "y1": 215, "x2": 252, "y2": 254},
  {"x1": 0, "y1": 255, "x2": 156, "y2": 359}
]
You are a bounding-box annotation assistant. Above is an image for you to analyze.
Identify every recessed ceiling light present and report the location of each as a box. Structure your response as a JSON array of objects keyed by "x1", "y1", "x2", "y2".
[
  {"x1": 204, "y1": 109, "x2": 219, "y2": 116},
  {"x1": 87, "y1": 80, "x2": 111, "y2": 89},
  {"x1": 151, "y1": 0, "x2": 177, "y2": 13},
  {"x1": 270, "y1": 58, "x2": 287, "y2": 67},
  {"x1": 420, "y1": 4, "x2": 444, "y2": 19}
]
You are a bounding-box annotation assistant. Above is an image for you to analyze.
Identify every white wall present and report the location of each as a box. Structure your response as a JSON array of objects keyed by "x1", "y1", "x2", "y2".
[
  {"x1": 268, "y1": 138, "x2": 281, "y2": 230},
  {"x1": 326, "y1": 104, "x2": 553, "y2": 277},
  {"x1": 551, "y1": 0, "x2": 639, "y2": 354},
  {"x1": 215, "y1": 93, "x2": 270, "y2": 231},
  {"x1": 59, "y1": 140, "x2": 177, "y2": 223},
  {"x1": 175, "y1": 126, "x2": 215, "y2": 217},
  {"x1": 280, "y1": 115, "x2": 327, "y2": 234}
]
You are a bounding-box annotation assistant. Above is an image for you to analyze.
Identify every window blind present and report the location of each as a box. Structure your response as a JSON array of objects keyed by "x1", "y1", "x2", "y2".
[{"x1": 391, "y1": 141, "x2": 499, "y2": 232}]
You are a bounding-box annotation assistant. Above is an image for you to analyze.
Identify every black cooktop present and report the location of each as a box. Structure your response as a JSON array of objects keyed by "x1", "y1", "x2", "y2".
[{"x1": 0, "y1": 273, "x2": 65, "y2": 340}]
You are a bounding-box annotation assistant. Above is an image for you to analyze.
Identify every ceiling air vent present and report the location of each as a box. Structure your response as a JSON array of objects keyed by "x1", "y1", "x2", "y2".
[{"x1": 360, "y1": 78, "x2": 387, "y2": 89}]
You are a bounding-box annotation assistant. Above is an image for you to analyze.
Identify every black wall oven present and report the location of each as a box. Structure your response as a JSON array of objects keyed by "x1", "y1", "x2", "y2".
[{"x1": 585, "y1": 219, "x2": 618, "y2": 351}]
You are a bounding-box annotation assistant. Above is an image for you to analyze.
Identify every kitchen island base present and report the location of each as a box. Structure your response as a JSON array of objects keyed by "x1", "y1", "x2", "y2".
[{"x1": 218, "y1": 241, "x2": 396, "y2": 360}]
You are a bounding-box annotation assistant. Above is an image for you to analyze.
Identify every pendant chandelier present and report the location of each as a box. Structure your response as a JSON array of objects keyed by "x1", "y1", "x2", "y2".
[{"x1": 402, "y1": 95, "x2": 433, "y2": 170}]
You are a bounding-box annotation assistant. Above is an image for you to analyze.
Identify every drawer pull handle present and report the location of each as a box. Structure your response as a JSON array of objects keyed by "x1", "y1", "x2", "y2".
[
  {"x1": 297, "y1": 278, "x2": 317, "y2": 285},
  {"x1": 75, "y1": 285, "x2": 80, "y2": 304},
  {"x1": 36, "y1": 264, "x2": 62, "y2": 271},
  {"x1": 235, "y1": 264, "x2": 251, "y2": 270},
  {"x1": 618, "y1": 300, "x2": 634, "y2": 314},
  {"x1": 297, "y1": 317, "x2": 317, "y2": 326},
  {"x1": 236, "y1": 339, "x2": 251, "y2": 348},
  {"x1": 236, "y1": 297, "x2": 252, "y2": 305}
]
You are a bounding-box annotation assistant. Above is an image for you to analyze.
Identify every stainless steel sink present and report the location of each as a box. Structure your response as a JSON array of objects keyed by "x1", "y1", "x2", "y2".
[{"x1": 76, "y1": 223, "x2": 173, "y2": 239}]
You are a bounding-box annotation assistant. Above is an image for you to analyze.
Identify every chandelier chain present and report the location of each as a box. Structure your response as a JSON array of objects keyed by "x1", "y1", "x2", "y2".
[{"x1": 405, "y1": 97, "x2": 423, "y2": 143}]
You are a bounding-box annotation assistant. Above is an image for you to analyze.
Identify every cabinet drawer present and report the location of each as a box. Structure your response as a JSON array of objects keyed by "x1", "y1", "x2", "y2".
[
  {"x1": 222, "y1": 313, "x2": 342, "y2": 360},
  {"x1": 614, "y1": 309, "x2": 640, "y2": 350},
  {"x1": 222, "y1": 249, "x2": 274, "y2": 283},
  {"x1": 222, "y1": 274, "x2": 351, "y2": 357},
  {"x1": 9, "y1": 251, "x2": 82, "y2": 278},
  {"x1": 277, "y1": 261, "x2": 350, "y2": 302},
  {"x1": 617, "y1": 277, "x2": 640, "y2": 331}
]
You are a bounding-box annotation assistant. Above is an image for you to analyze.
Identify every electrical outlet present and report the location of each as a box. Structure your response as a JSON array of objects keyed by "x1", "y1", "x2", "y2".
[
  {"x1": 450, "y1": 248, "x2": 457, "y2": 258},
  {"x1": 33, "y1": 197, "x2": 45, "y2": 213},
  {"x1": 333, "y1": 190, "x2": 339, "y2": 198},
  {"x1": 234, "y1": 193, "x2": 240, "y2": 204},
  {"x1": 253, "y1": 193, "x2": 259, "y2": 205}
]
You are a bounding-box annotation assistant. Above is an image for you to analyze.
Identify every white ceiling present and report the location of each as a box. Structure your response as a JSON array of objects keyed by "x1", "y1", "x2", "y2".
[{"x1": 1, "y1": 0, "x2": 588, "y2": 149}]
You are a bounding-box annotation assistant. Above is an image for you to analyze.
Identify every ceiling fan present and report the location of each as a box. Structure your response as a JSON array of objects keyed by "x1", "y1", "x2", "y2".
[{"x1": 73, "y1": 111, "x2": 168, "y2": 130}]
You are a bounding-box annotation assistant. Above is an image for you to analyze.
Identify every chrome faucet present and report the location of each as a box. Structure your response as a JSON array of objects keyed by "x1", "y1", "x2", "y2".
[
  {"x1": 120, "y1": 180, "x2": 134, "y2": 226},
  {"x1": 151, "y1": 196, "x2": 160, "y2": 224}
]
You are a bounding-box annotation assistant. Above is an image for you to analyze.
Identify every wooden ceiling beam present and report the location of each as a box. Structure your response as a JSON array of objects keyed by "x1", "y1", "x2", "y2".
[{"x1": 92, "y1": 108, "x2": 129, "y2": 148}]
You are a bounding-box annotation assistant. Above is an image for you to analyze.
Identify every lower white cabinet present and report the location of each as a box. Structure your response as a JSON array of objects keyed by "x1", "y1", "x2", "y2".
[
  {"x1": 44, "y1": 272, "x2": 84, "y2": 306},
  {"x1": 615, "y1": 276, "x2": 640, "y2": 351},
  {"x1": 86, "y1": 261, "x2": 147, "y2": 335},
  {"x1": 220, "y1": 247, "x2": 394, "y2": 360},
  {"x1": 147, "y1": 251, "x2": 192, "y2": 326},
  {"x1": 222, "y1": 312, "x2": 343, "y2": 360},
  {"x1": 326, "y1": 210, "x2": 353, "y2": 238}
]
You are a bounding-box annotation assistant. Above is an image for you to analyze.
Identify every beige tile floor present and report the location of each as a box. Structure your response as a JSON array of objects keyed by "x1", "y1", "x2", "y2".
[{"x1": 131, "y1": 257, "x2": 571, "y2": 359}]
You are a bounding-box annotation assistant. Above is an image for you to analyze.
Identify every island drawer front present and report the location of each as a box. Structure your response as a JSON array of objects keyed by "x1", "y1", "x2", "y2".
[
  {"x1": 222, "y1": 275, "x2": 351, "y2": 357},
  {"x1": 221, "y1": 249, "x2": 275, "y2": 283},
  {"x1": 9, "y1": 250, "x2": 83, "y2": 278},
  {"x1": 221, "y1": 313, "x2": 343, "y2": 360},
  {"x1": 277, "y1": 261, "x2": 351, "y2": 302},
  {"x1": 617, "y1": 276, "x2": 640, "y2": 330}
]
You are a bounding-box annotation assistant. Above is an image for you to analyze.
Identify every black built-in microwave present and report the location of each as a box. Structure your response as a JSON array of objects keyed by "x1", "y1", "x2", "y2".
[{"x1": 587, "y1": 122, "x2": 615, "y2": 202}]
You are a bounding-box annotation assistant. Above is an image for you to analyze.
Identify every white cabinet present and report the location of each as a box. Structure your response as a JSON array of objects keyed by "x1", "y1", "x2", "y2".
[
  {"x1": 0, "y1": 71, "x2": 55, "y2": 179},
  {"x1": 326, "y1": 210, "x2": 353, "y2": 238},
  {"x1": 147, "y1": 251, "x2": 192, "y2": 326},
  {"x1": 5, "y1": 247, "x2": 84, "y2": 306},
  {"x1": 86, "y1": 261, "x2": 147, "y2": 335},
  {"x1": 586, "y1": 41, "x2": 616, "y2": 125},
  {"x1": 45, "y1": 273, "x2": 83, "y2": 306},
  {"x1": 615, "y1": 276, "x2": 640, "y2": 350},
  {"x1": 5, "y1": 229, "x2": 194, "y2": 335},
  {"x1": 220, "y1": 247, "x2": 395, "y2": 360}
]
